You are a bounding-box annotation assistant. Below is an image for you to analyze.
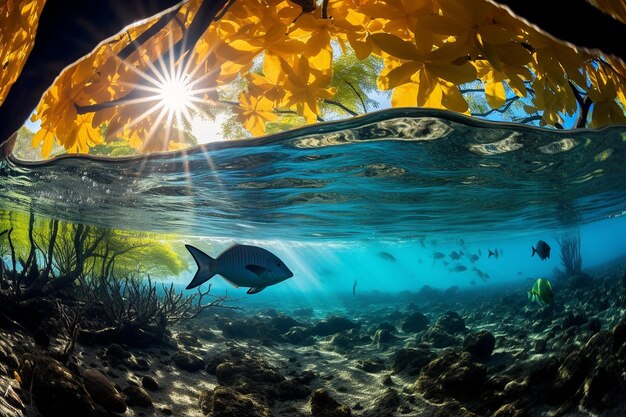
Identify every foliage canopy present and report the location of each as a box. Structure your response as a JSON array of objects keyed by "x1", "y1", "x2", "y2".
[{"x1": 1, "y1": 0, "x2": 625, "y2": 158}]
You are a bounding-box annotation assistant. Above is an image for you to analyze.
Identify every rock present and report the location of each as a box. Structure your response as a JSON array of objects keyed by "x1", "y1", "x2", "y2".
[
  {"x1": 294, "y1": 370, "x2": 317, "y2": 385},
  {"x1": 414, "y1": 350, "x2": 486, "y2": 402},
  {"x1": 463, "y1": 331, "x2": 496, "y2": 361},
  {"x1": 26, "y1": 355, "x2": 100, "y2": 417},
  {"x1": 173, "y1": 351, "x2": 205, "y2": 372},
  {"x1": 177, "y1": 332, "x2": 202, "y2": 348},
  {"x1": 310, "y1": 389, "x2": 351, "y2": 417},
  {"x1": 435, "y1": 311, "x2": 466, "y2": 334},
  {"x1": 382, "y1": 375, "x2": 394, "y2": 386},
  {"x1": 359, "y1": 358, "x2": 386, "y2": 373},
  {"x1": 490, "y1": 403, "x2": 525, "y2": 417},
  {"x1": 587, "y1": 318, "x2": 601, "y2": 334},
  {"x1": 423, "y1": 325, "x2": 459, "y2": 348},
  {"x1": 105, "y1": 343, "x2": 131, "y2": 366},
  {"x1": 612, "y1": 317, "x2": 626, "y2": 349},
  {"x1": 33, "y1": 328, "x2": 51, "y2": 348},
  {"x1": 581, "y1": 361, "x2": 622, "y2": 410},
  {"x1": 392, "y1": 347, "x2": 435, "y2": 375},
  {"x1": 432, "y1": 401, "x2": 477, "y2": 417},
  {"x1": 285, "y1": 327, "x2": 314, "y2": 345},
  {"x1": 275, "y1": 379, "x2": 312, "y2": 400},
  {"x1": 206, "y1": 353, "x2": 231, "y2": 375},
  {"x1": 373, "y1": 329, "x2": 398, "y2": 346},
  {"x1": 218, "y1": 318, "x2": 264, "y2": 340},
  {"x1": 330, "y1": 330, "x2": 361, "y2": 353},
  {"x1": 199, "y1": 386, "x2": 272, "y2": 417},
  {"x1": 269, "y1": 314, "x2": 301, "y2": 333},
  {"x1": 0, "y1": 340, "x2": 19, "y2": 370},
  {"x1": 82, "y1": 369, "x2": 126, "y2": 414},
  {"x1": 376, "y1": 322, "x2": 397, "y2": 332},
  {"x1": 123, "y1": 385, "x2": 153, "y2": 408},
  {"x1": 365, "y1": 389, "x2": 400, "y2": 416},
  {"x1": 215, "y1": 353, "x2": 285, "y2": 402},
  {"x1": 311, "y1": 316, "x2": 360, "y2": 336},
  {"x1": 551, "y1": 350, "x2": 590, "y2": 402},
  {"x1": 535, "y1": 338, "x2": 547, "y2": 354},
  {"x1": 562, "y1": 311, "x2": 587, "y2": 329},
  {"x1": 142, "y1": 376, "x2": 160, "y2": 391},
  {"x1": 401, "y1": 312, "x2": 430, "y2": 333}
]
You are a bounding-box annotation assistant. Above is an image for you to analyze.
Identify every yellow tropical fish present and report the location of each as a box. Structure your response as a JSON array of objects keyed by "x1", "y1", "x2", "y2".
[{"x1": 528, "y1": 278, "x2": 553, "y2": 305}]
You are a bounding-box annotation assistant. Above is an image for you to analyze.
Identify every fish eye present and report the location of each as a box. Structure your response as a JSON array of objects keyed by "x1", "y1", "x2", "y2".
[{"x1": 276, "y1": 262, "x2": 282, "y2": 267}]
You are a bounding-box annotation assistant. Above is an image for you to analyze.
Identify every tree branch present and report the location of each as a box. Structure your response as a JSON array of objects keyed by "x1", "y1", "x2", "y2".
[
  {"x1": 323, "y1": 99, "x2": 358, "y2": 116},
  {"x1": 568, "y1": 80, "x2": 591, "y2": 129},
  {"x1": 471, "y1": 96, "x2": 520, "y2": 117},
  {"x1": 76, "y1": 0, "x2": 232, "y2": 115},
  {"x1": 118, "y1": 5, "x2": 183, "y2": 60},
  {"x1": 344, "y1": 80, "x2": 367, "y2": 113}
]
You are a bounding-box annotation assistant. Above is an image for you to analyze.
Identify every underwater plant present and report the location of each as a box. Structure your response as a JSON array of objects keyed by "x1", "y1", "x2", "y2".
[
  {"x1": 77, "y1": 273, "x2": 236, "y2": 346},
  {"x1": 558, "y1": 230, "x2": 583, "y2": 277},
  {"x1": 0, "y1": 210, "x2": 235, "y2": 349}
]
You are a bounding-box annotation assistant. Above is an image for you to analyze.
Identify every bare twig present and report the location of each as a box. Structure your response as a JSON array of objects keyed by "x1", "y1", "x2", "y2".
[
  {"x1": 344, "y1": 80, "x2": 367, "y2": 113},
  {"x1": 323, "y1": 99, "x2": 358, "y2": 116}
]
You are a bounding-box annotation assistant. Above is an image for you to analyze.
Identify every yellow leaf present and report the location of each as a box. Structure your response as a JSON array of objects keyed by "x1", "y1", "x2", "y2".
[
  {"x1": 391, "y1": 83, "x2": 419, "y2": 107},
  {"x1": 485, "y1": 80, "x2": 506, "y2": 109},
  {"x1": 441, "y1": 83, "x2": 469, "y2": 113},
  {"x1": 428, "y1": 61, "x2": 477, "y2": 85},
  {"x1": 380, "y1": 61, "x2": 421, "y2": 90},
  {"x1": 368, "y1": 33, "x2": 419, "y2": 60},
  {"x1": 506, "y1": 74, "x2": 527, "y2": 97},
  {"x1": 347, "y1": 32, "x2": 373, "y2": 60}
]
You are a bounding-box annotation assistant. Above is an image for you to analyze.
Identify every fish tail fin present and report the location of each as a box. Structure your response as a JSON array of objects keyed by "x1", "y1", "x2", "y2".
[
  {"x1": 185, "y1": 244, "x2": 217, "y2": 290},
  {"x1": 488, "y1": 250, "x2": 494, "y2": 258},
  {"x1": 532, "y1": 247, "x2": 536, "y2": 257}
]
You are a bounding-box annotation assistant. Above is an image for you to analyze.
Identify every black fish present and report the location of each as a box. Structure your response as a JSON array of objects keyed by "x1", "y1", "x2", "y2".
[
  {"x1": 532, "y1": 240, "x2": 551, "y2": 260},
  {"x1": 353, "y1": 279, "x2": 357, "y2": 296},
  {"x1": 379, "y1": 251, "x2": 396, "y2": 262},
  {"x1": 488, "y1": 249, "x2": 495, "y2": 259}
]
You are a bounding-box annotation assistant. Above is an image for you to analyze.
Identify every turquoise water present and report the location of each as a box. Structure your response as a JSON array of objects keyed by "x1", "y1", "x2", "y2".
[{"x1": 1, "y1": 108, "x2": 626, "y2": 298}]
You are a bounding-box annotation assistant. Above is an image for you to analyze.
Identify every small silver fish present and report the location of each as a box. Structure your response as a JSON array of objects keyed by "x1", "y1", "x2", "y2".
[{"x1": 185, "y1": 244, "x2": 293, "y2": 294}]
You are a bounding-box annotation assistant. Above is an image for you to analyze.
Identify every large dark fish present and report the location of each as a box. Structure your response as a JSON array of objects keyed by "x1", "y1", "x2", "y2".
[
  {"x1": 185, "y1": 244, "x2": 293, "y2": 294},
  {"x1": 532, "y1": 240, "x2": 551, "y2": 260},
  {"x1": 379, "y1": 251, "x2": 397, "y2": 262}
]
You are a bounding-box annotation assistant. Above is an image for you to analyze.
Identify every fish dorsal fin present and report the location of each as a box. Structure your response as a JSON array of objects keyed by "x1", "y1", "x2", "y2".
[
  {"x1": 246, "y1": 264, "x2": 271, "y2": 278},
  {"x1": 247, "y1": 286, "x2": 267, "y2": 294}
]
